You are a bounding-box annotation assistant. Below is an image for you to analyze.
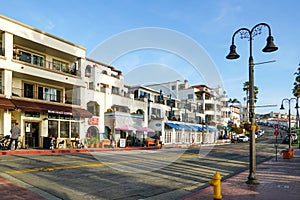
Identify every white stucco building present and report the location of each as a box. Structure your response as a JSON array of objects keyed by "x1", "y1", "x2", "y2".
[{"x1": 0, "y1": 15, "x2": 92, "y2": 148}]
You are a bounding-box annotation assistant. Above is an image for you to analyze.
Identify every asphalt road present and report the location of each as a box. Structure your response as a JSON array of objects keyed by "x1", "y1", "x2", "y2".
[{"x1": 0, "y1": 126, "x2": 285, "y2": 200}]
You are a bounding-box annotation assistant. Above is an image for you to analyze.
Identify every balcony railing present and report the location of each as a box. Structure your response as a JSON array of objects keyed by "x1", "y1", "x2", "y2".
[
  {"x1": 13, "y1": 54, "x2": 79, "y2": 76},
  {"x1": 12, "y1": 87, "x2": 80, "y2": 105}
]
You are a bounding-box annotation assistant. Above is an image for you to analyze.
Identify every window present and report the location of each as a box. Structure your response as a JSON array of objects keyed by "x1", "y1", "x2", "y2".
[
  {"x1": 53, "y1": 59, "x2": 69, "y2": 73},
  {"x1": 18, "y1": 49, "x2": 44, "y2": 67},
  {"x1": 32, "y1": 54, "x2": 44, "y2": 66},
  {"x1": 112, "y1": 86, "x2": 119, "y2": 95},
  {"x1": 139, "y1": 91, "x2": 150, "y2": 99},
  {"x1": 0, "y1": 72, "x2": 2, "y2": 94},
  {"x1": 188, "y1": 94, "x2": 193, "y2": 99},
  {"x1": 87, "y1": 101, "x2": 99, "y2": 116},
  {"x1": 0, "y1": 42, "x2": 4, "y2": 56},
  {"x1": 48, "y1": 120, "x2": 58, "y2": 138},
  {"x1": 25, "y1": 112, "x2": 40, "y2": 118},
  {"x1": 172, "y1": 85, "x2": 176, "y2": 90},
  {"x1": 71, "y1": 122, "x2": 79, "y2": 138},
  {"x1": 24, "y1": 83, "x2": 34, "y2": 98},
  {"x1": 38, "y1": 86, "x2": 61, "y2": 102},
  {"x1": 151, "y1": 108, "x2": 161, "y2": 118},
  {"x1": 20, "y1": 51, "x2": 31, "y2": 63},
  {"x1": 85, "y1": 65, "x2": 92, "y2": 77},
  {"x1": 88, "y1": 82, "x2": 94, "y2": 90},
  {"x1": 60, "y1": 121, "x2": 69, "y2": 138}
]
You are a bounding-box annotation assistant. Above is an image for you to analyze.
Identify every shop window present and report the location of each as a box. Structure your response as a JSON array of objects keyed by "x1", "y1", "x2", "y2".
[
  {"x1": 60, "y1": 121, "x2": 69, "y2": 138},
  {"x1": 25, "y1": 112, "x2": 40, "y2": 118},
  {"x1": 71, "y1": 122, "x2": 79, "y2": 138},
  {"x1": 48, "y1": 120, "x2": 58, "y2": 138}
]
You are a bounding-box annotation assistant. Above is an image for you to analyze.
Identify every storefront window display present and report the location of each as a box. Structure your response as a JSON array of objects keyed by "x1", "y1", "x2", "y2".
[{"x1": 48, "y1": 114, "x2": 80, "y2": 138}]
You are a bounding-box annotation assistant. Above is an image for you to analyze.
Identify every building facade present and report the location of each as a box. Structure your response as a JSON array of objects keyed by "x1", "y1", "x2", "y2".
[
  {"x1": 0, "y1": 15, "x2": 92, "y2": 148},
  {"x1": 0, "y1": 15, "x2": 232, "y2": 148}
]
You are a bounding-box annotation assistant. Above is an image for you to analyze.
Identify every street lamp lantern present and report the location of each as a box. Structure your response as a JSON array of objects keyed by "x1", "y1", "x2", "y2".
[
  {"x1": 280, "y1": 98, "x2": 298, "y2": 149},
  {"x1": 226, "y1": 23, "x2": 278, "y2": 185},
  {"x1": 226, "y1": 44, "x2": 240, "y2": 59},
  {"x1": 262, "y1": 36, "x2": 278, "y2": 52}
]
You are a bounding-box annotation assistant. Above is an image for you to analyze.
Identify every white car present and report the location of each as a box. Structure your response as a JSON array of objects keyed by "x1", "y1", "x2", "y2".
[{"x1": 238, "y1": 135, "x2": 249, "y2": 142}]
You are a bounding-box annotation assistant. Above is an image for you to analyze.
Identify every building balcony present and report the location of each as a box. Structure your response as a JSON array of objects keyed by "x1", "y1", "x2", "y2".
[
  {"x1": 13, "y1": 54, "x2": 79, "y2": 77},
  {"x1": 11, "y1": 87, "x2": 80, "y2": 105}
]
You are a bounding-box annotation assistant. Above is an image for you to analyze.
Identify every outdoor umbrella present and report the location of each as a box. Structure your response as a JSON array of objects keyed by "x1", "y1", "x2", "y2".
[
  {"x1": 115, "y1": 125, "x2": 136, "y2": 131},
  {"x1": 136, "y1": 127, "x2": 155, "y2": 132}
]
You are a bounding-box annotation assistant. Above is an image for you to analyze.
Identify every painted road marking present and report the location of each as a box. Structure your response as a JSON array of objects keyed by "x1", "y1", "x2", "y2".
[{"x1": 5, "y1": 153, "x2": 205, "y2": 174}]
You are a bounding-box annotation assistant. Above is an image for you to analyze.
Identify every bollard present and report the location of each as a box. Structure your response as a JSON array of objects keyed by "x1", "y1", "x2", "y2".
[{"x1": 209, "y1": 172, "x2": 222, "y2": 200}]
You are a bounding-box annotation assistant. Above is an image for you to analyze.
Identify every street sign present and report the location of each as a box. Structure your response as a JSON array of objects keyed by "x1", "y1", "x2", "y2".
[
  {"x1": 274, "y1": 130, "x2": 279, "y2": 136},
  {"x1": 273, "y1": 124, "x2": 279, "y2": 129}
]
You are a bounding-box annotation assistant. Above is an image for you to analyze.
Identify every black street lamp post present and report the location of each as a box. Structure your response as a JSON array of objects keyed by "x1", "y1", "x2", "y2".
[
  {"x1": 280, "y1": 98, "x2": 299, "y2": 149},
  {"x1": 226, "y1": 23, "x2": 278, "y2": 184}
]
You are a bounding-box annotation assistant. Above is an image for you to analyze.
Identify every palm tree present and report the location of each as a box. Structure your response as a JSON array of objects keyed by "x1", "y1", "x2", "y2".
[
  {"x1": 293, "y1": 65, "x2": 300, "y2": 97},
  {"x1": 243, "y1": 81, "x2": 259, "y2": 104},
  {"x1": 243, "y1": 81, "x2": 259, "y2": 122},
  {"x1": 293, "y1": 64, "x2": 300, "y2": 128},
  {"x1": 228, "y1": 98, "x2": 240, "y2": 105}
]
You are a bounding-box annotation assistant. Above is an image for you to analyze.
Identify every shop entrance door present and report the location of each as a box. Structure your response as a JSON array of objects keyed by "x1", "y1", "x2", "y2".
[{"x1": 25, "y1": 122, "x2": 40, "y2": 148}]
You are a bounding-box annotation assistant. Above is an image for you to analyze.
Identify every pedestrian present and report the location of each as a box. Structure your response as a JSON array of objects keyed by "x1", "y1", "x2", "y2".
[
  {"x1": 7, "y1": 122, "x2": 21, "y2": 150},
  {"x1": 234, "y1": 134, "x2": 238, "y2": 144},
  {"x1": 159, "y1": 133, "x2": 164, "y2": 148}
]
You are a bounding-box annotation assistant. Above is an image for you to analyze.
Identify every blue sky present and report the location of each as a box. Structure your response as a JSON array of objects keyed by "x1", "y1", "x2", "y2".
[{"x1": 1, "y1": 0, "x2": 299, "y2": 115}]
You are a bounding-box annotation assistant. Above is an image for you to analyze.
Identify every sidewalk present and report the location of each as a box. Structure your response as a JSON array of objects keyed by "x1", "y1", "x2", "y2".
[{"x1": 181, "y1": 147, "x2": 300, "y2": 200}]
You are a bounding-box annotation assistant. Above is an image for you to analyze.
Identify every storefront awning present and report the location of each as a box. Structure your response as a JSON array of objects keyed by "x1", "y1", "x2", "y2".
[
  {"x1": 165, "y1": 122, "x2": 217, "y2": 132},
  {"x1": 165, "y1": 122, "x2": 181, "y2": 130},
  {"x1": 0, "y1": 98, "x2": 15, "y2": 109},
  {"x1": 11, "y1": 99, "x2": 92, "y2": 118},
  {"x1": 72, "y1": 108, "x2": 93, "y2": 118}
]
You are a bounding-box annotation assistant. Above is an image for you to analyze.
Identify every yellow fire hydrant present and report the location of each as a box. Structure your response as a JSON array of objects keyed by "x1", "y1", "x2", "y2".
[{"x1": 209, "y1": 172, "x2": 222, "y2": 200}]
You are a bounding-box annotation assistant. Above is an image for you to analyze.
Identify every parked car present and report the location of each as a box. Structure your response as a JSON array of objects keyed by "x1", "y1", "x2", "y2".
[
  {"x1": 292, "y1": 133, "x2": 298, "y2": 143},
  {"x1": 282, "y1": 134, "x2": 297, "y2": 144},
  {"x1": 238, "y1": 135, "x2": 249, "y2": 143},
  {"x1": 255, "y1": 131, "x2": 262, "y2": 138}
]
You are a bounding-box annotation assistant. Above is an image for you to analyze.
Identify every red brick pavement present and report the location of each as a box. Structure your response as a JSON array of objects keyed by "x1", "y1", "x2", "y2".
[
  {"x1": 0, "y1": 176, "x2": 46, "y2": 200},
  {"x1": 182, "y1": 148, "x2": 300, "y2": 200}
]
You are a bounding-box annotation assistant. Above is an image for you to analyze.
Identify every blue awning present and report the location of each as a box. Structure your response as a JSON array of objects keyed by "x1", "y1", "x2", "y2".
[
  {"x1": 165, "y1": 122, "x2": 181, "y2": 130},
  {"x1": 179, "y1": 124, "x2": 192, "y2": 131},
  {"x1": 165, "y1": 122, "x2": 218, "y2": 132}
]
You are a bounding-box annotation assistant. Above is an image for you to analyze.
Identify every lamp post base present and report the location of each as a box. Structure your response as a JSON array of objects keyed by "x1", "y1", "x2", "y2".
[{"x1": 246, "y1": 173, "x2": 259, "y2": 185}]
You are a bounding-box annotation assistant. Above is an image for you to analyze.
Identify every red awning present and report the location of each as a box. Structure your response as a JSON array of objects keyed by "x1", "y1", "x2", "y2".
[
  {"x1": 0, "y1": 98, "x2": 15, "y2": 110},
  {"x1": 11, "y1": 99, "x2": 92, "y2": 118}
]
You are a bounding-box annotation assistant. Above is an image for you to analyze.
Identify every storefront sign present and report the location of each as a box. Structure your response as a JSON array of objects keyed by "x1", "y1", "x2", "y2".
[
  {"x1": 89, "y1": 117, "x2": 99, "y2": 125},
  {"x1": 119, "y1": 138, "x2": 126, "y2": 148}
]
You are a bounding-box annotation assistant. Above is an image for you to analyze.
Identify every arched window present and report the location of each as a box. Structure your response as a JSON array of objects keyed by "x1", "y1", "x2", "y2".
[
  {"x1": 85, "y1": 65, "x2": 92, "y2": 77},
  {"x1": 87, "y1": 101, "x2": 100, "y2": 116}
]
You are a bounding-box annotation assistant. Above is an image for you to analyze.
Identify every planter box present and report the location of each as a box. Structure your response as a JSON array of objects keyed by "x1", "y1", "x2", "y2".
[{"x1": 282, "y1": 148, "x2": 294, "y2": 159}]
